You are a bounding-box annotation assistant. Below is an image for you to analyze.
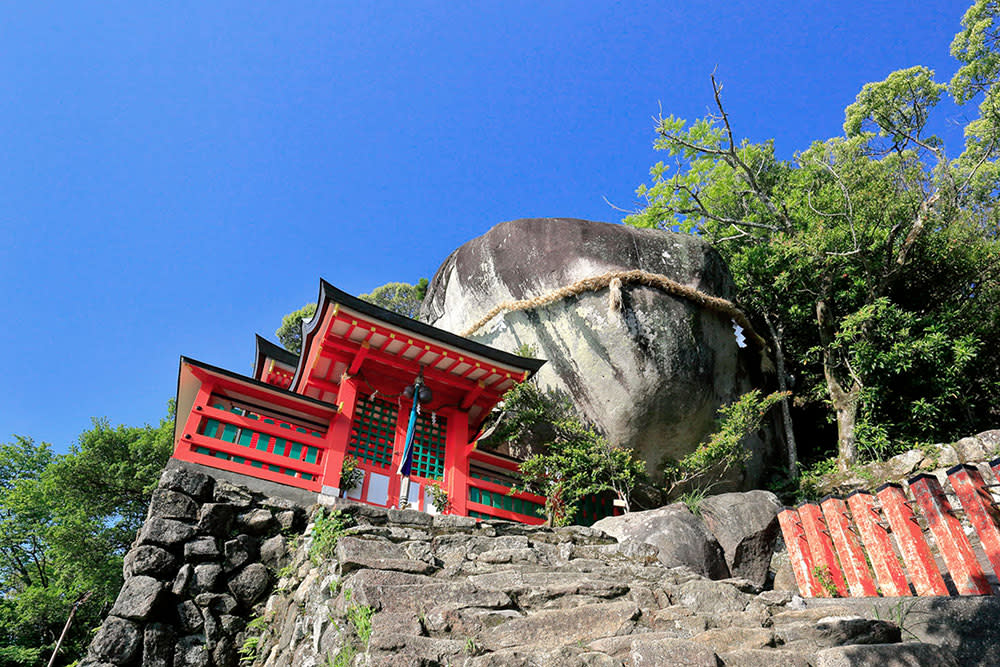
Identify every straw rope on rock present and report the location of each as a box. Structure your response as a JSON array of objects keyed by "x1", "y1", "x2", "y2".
[{"x1": 460, "y1": 269, "x2": 768, "y2": 352}]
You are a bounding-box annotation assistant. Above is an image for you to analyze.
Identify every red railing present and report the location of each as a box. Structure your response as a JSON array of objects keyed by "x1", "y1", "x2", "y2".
[
  {"x1": 779, "y1": 461, "x2": 1000, "y2": 598},
  {"x1": 467, "y1": 449, "x2": 547, "y2": 525},
  {"x1": 173, "y1": 362, "x2": 339, "y2": 494}
]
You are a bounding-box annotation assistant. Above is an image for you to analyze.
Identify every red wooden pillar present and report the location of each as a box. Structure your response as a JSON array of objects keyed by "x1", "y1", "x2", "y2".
[
  {"x1": 846, "y1": 490, "x2": 910, "y2": 597},
  {"x1": 949, "y1": 464, "x2": 1000, "y2": 585},
  {"x1": 821, "y1": 496, "x2": 878, "y2": 596},
  {"x1": 443, "y1": 409, "x2": 471, "y2": 515},
  {"x1": 387, "y1": 397, "x2": 412, "y2": 508},
  {"x1": 319, "y1": 374, "x2": 359, "y2": 497},
  {"x1": 909, "y1": 473, "x2": 991, "y2": 595},
  {"x1": 798, "y1": 502, "x2": 848, "y2": 597},
  {"x1": 877, "y1": 483, "x2": 948, "y2": 596},
  {"x1": 777, "y1": 508, "x2": 822, "y2": 597},
  {"x1": 173, "y1": 378, "x2": 216, "y2": 461}
]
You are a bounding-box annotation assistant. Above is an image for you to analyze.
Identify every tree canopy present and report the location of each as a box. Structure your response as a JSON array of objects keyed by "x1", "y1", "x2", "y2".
[
  {"x1": 276, "y1": 279, "x2": 429, "y2": 355},
  {"x1": 626, "y1": 6, "x2": 1000, "y2": 471},
  {"x1": 358, "y1": 279, "x2": 428, "y2": 320},
  {"x1": 0, "y1": 409, "x2": 174, "y2": 666}
]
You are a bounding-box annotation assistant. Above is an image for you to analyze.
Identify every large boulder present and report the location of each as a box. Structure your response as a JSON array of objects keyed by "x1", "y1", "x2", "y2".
[
  {"x1": 420, "y1": 218, "x2": 766, "y2": 481},
  {"x1": 700, "y1": 490, "x2": 782, "y2": 588},
  {"x1": 591, "y1": 503, "x2": 729, "y2": 578}
]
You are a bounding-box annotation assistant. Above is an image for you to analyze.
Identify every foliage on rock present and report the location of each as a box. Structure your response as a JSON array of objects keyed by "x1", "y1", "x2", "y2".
[
  {"x1": 663, "y1": 390, "x2": 788, "y2": 498},
  {"x1": 499, "y1": 382, "x2": 646, "y2": 525},
  {"x1": 358, "y1": 278, "x2": 429, "y2": 320}
]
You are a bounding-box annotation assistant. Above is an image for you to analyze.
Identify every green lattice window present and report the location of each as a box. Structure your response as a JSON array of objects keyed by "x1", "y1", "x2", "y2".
[
  {"x1": 348, "y1": 394, "x2": 398, "y2": 467},
  {"x1": 411, "y1": 412, "x2": 446, "y2": 480},
  {"x1": 469, "y1": 486, "x2": 545, "y2": 518}
]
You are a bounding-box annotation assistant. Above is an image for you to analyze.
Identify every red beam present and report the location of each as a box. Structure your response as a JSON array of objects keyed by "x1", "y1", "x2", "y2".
[
  {"x1": 910, "y1": 474, "x2": 991, "y2": 595},
  {"x1": 173, "y1": 445, "x2": 322, "y2": 492},
  {"x1": 331, "y1": 312, "x2": 519, "y2": 379},
  {"x1": 465, "y1": 500, "x2": 545, "y2": 525},
  {"x1": 198, "y1": 404, "x2": 326, "y2": 441},
  {"x1": 461, "y1": 381, "x2": 486, "y2": 410},
  {"x1": 877, "y1": 483, "x2": 948, "y2": 596},
  {"x1": 469, "y1": 448, "x2": 520, "y2": 472},
  {"x1": 797, "y1": 502, "x2": 848, "y2": 597},
  {"x1": 181, "y1": 432, "x2": 323, "y2": 476},
  {"x1": 321, "y1": 336, "x2": 484, "y2": 395},
  {"x1": 948, "y1": 464, "x2": 1000, "y2": 585},
  {"x1": 846, "y1": 491, "x2": 910, "y2": 597},
  {"x1": 305, "y1": 374, "x2": 341, "y2": 396},
  {"x1": 349, "y1": 341, "x2": 370, "y2": 375},
  {"x1": 777, "y1": 508, "x2": 822, "y2": 597},
  {"x1": 821, "y1": 497, "x2": 878, "y2": 596},
  {"x1": 189, "y1": 365, "x2": 336, "y2": 421}
]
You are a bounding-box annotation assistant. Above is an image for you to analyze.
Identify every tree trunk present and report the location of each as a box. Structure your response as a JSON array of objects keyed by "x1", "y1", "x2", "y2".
[
  {"x1": 764, "y1": 313, "x2": 798, "y2": 477},
  {"x1": 816, "y1": 296, "x2": 861, "y2": 471}
]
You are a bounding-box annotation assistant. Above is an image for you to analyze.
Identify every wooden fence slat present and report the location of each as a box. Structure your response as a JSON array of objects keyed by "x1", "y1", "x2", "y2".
[
  {"x1": 778, "y1": 508, "x2": 822, "y2": 597},
  {"x1": 845, "y1": 490, "x2": 911, "y2": 597},
  {"x1": 909, "y1": 474, "x2": 991, "y2": 595},
  {"x1": 797, "y1": 502, "x2": 848, "y2": 597},
  {"x1": 948, "y1": 464, "x2": 1000, "y2": 586},
  {"x1": 821, "y1": 496, "x2": 878, "y2": 596},
  {"x1": 877, "y1": 483, "x2": 949, "y2": 596}
]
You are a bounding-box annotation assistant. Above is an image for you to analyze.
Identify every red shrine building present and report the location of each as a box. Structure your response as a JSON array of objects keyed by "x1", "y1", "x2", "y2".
[{"x1": 171, "y1": 280, "x2": 551, "y2": 524}]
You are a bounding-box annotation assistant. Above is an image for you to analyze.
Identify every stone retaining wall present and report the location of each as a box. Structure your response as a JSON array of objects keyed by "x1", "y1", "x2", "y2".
[
  {"x1": 81, "y1": 460, "x2": 998, "y2": 666},
  {"x1": 79, "y1": 462, "x2": 308, "y2": 667}
]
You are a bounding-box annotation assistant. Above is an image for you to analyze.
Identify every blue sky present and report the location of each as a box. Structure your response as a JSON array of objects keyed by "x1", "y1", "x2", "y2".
[{"x1": 0, "y1": 1, "x2": 976, "y2": 452}]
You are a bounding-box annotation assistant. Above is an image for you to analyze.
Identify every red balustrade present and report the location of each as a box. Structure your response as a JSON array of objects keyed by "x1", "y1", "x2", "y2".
[{"x1": 779, "y1": 468, "x2": 1000, "y2": 599}]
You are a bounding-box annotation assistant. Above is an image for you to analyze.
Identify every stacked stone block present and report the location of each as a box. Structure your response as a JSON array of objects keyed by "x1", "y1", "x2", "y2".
[{"x1": 80, "y1": 464, "x2": 305, "y2": 667}]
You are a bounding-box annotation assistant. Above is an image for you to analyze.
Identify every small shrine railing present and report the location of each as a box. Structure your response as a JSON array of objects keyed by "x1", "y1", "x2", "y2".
[
  {"x1": 173, "y1": 360, "x2": 338, "y2": 494},
  {"x1": 779, "y1": 460, "x2": 1000, "y2": 598},
  {"x1": 467, "y1": 449, "x2": 547, "y2": 524}
]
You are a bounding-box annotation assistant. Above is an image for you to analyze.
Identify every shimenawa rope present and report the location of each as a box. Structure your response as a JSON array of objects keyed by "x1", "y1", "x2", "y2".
[{"x1": 459, "y1": 269, "x2": 769, "y2": 354}]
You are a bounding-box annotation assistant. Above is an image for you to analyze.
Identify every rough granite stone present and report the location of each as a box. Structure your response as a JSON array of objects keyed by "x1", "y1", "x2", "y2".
[
  {"x1": 815, "y1": 642, "x2": 959, "y2": 667},
  {"x1": 700, "y1": 490, "x2": 782, "y2": 588},
  {"x1": 228, "y1": 563, "x2": 271, "y2": 606},
  {"x1": 592, "y1": 503, "x2": 729, "y2": 578},
  {"x1": 143, "y1": 622, "x2": 175, "y2": 667},
  {"x1": 420, "y1": 217, "x2": 765, "y2": 483},
  {"x1": 137, "y1": 517, "x2": 197, "y2": 549},
  {"x1": 123, "y1": 544, "x2": 178, "y2": 579},
  {"x1": 193, "y1": 563, "x2": 223, "y2": 593},
  {"x1": 173, "y1": 635, "x2": 210, "y2": 667},
  {"x1": 148, "y1": 488, "x2": 200, "y2": 521},
  {"x1": 196, "y1": 502, "x2": 235, "y2": 534},
  {"x1": 89, "y1": 616, "x2": 141, "y2": 664},
  {"x1": 159, "y1": 465, "x2": 213, "y2": 500},
  {"x1": 237, "y1": 508, "x2": 274, "y2": 534},
  {"x1": 109, "y1": 575, "x2": 164, "y2": 621},
  {"x1": 184, "y1": 536, "x2": 220, "y2": 561}
]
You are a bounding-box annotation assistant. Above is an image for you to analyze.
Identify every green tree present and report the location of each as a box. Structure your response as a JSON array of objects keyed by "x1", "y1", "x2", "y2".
[
  {"x1": 276, "y1": 279, "x2": 429, "y2": 355},
  {"x1": 276, "y1": 303, "x2": 317, "y2": 355},
  {"x1": 662, "y1": 390, "x2": 788, "y2": 497},
  {"x1": 359, "y1": 278, "x2": 429, "y2": 319},
  {"x1": 627, "y1": 33, "x2": 1000, "y2": 470},
  {"x1": 0, "y1": 408, "x2": 174, "y2": 666},
  {"x1": 500, "y1": 382, "x2": 646, "y2": 525}
]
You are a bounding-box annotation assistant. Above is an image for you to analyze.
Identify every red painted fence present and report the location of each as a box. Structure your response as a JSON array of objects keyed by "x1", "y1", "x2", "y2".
[{"x1": 779, "y1": 461, "x2": 1000, "y2": 597}]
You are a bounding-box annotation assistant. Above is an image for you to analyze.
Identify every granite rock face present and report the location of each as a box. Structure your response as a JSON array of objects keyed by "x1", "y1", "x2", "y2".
[
  {"x1": 420, "y1": 218, "x2": 767, "y2": 482},
  {"x1": 591, "y1": 503, "x2": 729, "y2": 578},
  {"x1": 700, "y1": 490, "x2": 782, "y2": 588},
  {"x1": 78, "y1": 461, "x2": 307, "y2": 667}
]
